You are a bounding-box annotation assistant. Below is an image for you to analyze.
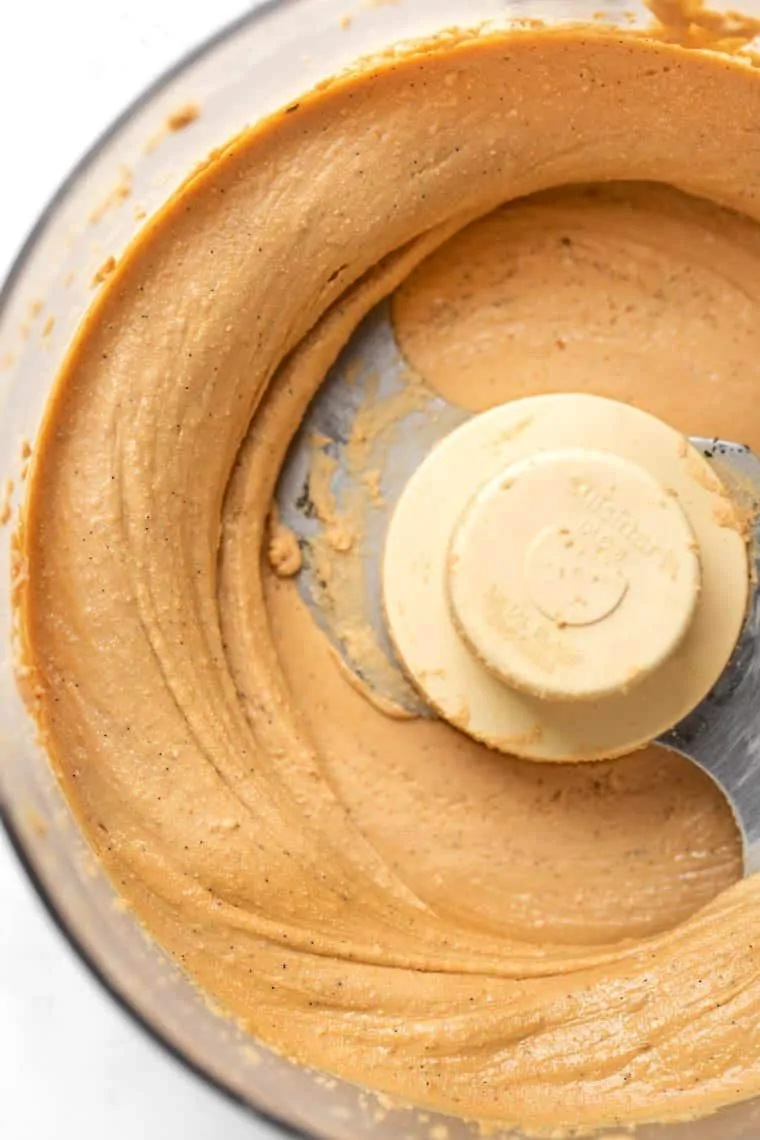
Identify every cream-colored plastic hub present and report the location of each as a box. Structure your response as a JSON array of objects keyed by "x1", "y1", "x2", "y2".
[
  {"x1": 383, "y1": 393, "x2": 749, "y2": 761},
  {"x1": 448, "y1": 449, "x2": 701, "y2": 703}
]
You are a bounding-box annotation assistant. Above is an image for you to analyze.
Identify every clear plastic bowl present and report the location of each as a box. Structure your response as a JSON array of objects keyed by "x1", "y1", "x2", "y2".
[{"x1": 2, "y1": 1, "x2": 760, "y2": 1137}]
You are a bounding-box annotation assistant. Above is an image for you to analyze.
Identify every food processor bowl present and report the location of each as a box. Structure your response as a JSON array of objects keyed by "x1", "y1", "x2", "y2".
[{"x1": 2, "y1": 1, "x2": 760, "y2": 1137}]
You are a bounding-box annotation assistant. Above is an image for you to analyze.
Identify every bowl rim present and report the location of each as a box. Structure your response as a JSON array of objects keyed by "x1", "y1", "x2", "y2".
[{"x1": 0, "y1": 2, "x2": 314, "y2": 1136}]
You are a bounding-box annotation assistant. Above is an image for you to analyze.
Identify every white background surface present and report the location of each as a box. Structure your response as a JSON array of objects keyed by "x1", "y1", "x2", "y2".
[{"x1": 0, "y1": 3, "x2": 273, "y2": 1137}]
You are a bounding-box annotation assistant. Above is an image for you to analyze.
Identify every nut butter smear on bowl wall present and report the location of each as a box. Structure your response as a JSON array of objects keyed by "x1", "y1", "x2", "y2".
[{"x1": 15, "y1": 0, "x2": 760, "y2": 1134}]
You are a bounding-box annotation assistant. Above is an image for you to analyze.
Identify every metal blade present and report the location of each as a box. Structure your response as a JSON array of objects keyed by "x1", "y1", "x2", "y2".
[
  {"x1": 660, "y1": 439, "x2": 760, "y2": 873},
  {"x1": 276, "y1": 301, "x2": 760, "y2": 871}
]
